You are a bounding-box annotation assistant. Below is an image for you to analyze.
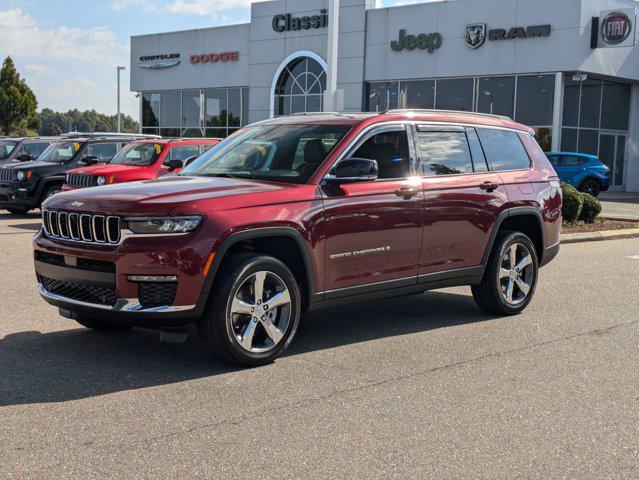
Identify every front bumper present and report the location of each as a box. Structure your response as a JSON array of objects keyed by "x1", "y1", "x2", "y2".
[
  {"x1": 33, "y1": 228, "x2": 215, "y2": 327},
  {"x1": 0, "y1": 183, "x2": 37, "y2": 208}
]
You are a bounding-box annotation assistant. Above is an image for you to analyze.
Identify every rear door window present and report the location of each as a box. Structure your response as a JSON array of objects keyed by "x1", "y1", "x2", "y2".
[
  {"x1": 415, "y1": 130, "x2": 473, "y2": 176},
  {"x1": 87, "y1": 142, "x2": 117, "y2": 162},
  {"x1": 477, "y1": 128, "x2": 531, "y2": 171},
  {"x1": 166, "y1": 145, "x2": 200, "y2": 165}
]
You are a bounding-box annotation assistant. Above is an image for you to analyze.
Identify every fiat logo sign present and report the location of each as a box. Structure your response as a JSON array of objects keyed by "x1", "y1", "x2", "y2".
[{"x1": 601, "y1": 11, "x2": 632, "y2": 45}]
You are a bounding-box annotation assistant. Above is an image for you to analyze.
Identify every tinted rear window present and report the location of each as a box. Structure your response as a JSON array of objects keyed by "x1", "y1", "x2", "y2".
[
  {"x1": 477, "y1": 128, "x2": 531, "y2": 171},
  {"x1": 416, "y1": 131, "x2": 473, "y2": 176}
]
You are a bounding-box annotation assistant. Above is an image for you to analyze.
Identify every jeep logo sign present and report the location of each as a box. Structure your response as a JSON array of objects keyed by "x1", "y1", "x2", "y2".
[
  {"x1": 391, "y1": 29, "x2": 443, "y2": 53},
  {"x1": 601, "y1": 11, "x2": 632, "y2": 45}
]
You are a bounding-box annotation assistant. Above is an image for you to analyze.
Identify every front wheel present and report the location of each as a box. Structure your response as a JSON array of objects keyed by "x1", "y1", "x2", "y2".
[
  {"x1": 198, "y1": 253, "x2": 301, "y2": 367},
  {"x1": 5, "y1": 207, "x2": 29, "y2": 215},
  {"x1": 579, "y1": 179, "x2": 601, "y2": 197},
  {"x1": 472, "y1": 231, "x2": 539, "y2": 315}
]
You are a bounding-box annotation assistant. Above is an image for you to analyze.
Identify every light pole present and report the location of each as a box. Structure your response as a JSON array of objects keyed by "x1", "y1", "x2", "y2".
[{"x1": 116, "y1": 66, "x2": 126, "y2": 132}]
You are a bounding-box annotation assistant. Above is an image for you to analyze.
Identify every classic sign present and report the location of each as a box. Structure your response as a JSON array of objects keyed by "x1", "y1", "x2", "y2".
[
  {"x1": 391, "y1": 29, "x2": 443, "y2": 53},
  {"x1": 272, "y1": 10, "x2": 328, "y2": 32}
]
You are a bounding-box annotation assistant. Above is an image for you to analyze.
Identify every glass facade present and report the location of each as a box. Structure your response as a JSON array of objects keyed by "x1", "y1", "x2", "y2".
[
  {"x1": 141, "y1": 87, "x2": 249, "y2": 138},
  {"x1": 366, "y1": 74, "x2": 555, "y2": 149},
  {"x1": 561, "y1": 75, "x2": 630, "y2": 155}
]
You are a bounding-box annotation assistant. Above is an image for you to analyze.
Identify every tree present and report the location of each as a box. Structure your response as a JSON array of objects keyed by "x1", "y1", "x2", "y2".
[
  {"x1": 0, "y1": 56, "x2": 39, "y2": 135},
  {"x1": 42, "y1": 123, "x2": 62, "y2": 136},
  {"x1": 37, "y1": 108, "x2": 139, "y2": 135}
]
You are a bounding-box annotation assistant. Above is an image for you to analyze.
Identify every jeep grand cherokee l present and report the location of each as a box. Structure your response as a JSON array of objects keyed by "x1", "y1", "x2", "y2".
[
  {"x1": 0, "y1": 135, "x2": 152, "y2": 214},
  {"x1": 33, "y1": 111, "x2": 562, "y2": 366},
  {"x1": 62, "y1": 138, "x2": 221, "y2": 191}
]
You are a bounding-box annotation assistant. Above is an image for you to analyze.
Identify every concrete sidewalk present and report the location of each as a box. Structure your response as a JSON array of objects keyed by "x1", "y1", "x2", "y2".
[{"x1": 598, "y1": 192, "x2": 639, "y2": 221}]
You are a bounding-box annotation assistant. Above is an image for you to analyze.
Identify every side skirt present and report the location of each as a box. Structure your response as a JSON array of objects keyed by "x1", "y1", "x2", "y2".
[{"x1": 307, "y1": 266, "x2": 483, "y2": 312}]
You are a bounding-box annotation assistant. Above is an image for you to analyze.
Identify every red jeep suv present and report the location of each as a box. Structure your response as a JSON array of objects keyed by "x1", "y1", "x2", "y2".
[
  {"x1": 33, "y1": 111, "x2": 561, "y2": 366},
  {"x1": 62, "y1": 138, "x2": 220, "y2": 190}
]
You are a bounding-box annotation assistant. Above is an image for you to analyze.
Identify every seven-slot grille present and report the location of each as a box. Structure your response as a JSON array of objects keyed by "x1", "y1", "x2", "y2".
[
  {"x1": 0, "y1": 169, "x2": 14, "y2": 182},
  {"x1": 42, "y1": 210, "x2": 121, "y2": 244},
  {"x1": 66, "y1": 174, "x2": 98, "y2": 188}
]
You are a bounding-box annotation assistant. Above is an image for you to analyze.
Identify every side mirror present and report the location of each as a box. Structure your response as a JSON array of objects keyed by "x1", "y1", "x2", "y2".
[
  {"x1": 16, "y1": 153, "x2": 34, "y2": 162},
  {"x1": 80, "y1": 155, "x2": 99, "y2": 165},
  {"x1": 325, "y1": 158, "x2": 378, "y2": 184},
  {"x1": 184, "y1": 155, "x2": 199, "y2": 168},
  {"x1": 165, "y1": 158, "x2": 183, "y2": 171}
]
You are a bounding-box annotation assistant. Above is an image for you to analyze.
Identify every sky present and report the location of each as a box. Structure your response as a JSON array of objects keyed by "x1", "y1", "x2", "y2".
[{"x1": 0, "y1": 0, "x2": 419, "y2": 120}]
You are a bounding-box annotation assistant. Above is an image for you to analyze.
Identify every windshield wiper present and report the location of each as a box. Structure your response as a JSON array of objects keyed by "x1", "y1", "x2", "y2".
[{"x1": 198, "y1": 172, "x2": 254, "y2": 179}]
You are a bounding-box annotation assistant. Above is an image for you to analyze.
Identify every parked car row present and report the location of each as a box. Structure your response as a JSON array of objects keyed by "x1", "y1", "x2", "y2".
[{"x1": 0, "y1": 133, "x2": 220, "y2": 214}]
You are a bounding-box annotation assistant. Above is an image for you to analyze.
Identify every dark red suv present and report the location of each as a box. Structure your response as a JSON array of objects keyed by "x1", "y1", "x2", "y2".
[{"x1": 33, "y1": 111, "x2": 562, "y2": 366}]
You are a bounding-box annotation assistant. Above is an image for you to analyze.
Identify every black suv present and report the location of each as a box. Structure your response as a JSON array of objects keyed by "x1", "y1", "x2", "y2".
[
  {"x1": 0, "y1": 137, "x2": 61, "y2": 164},
  {"x1": 0, "y1": 135, "x2": 151, "y2": 214}
]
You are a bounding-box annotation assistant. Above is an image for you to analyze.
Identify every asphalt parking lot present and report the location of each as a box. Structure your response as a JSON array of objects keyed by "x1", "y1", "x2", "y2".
[{"x1": 1, "y1": 211, "x2": 638, "y2": 479}]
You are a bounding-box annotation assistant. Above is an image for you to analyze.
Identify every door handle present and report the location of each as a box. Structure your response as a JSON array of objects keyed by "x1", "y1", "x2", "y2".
[
  {"x1": 395, "y1": 187, "x2": 420, "y2": 199},
  {"x1": 479, "y1": 181, "x2": 499, "y2": 192}
]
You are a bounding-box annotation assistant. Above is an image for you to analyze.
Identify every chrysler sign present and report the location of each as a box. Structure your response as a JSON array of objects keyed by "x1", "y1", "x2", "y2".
[{"x1": 139, "y1": 53, "x2": 180, "y2": 69}]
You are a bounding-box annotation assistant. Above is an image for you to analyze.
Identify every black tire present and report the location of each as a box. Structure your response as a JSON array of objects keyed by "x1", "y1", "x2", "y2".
[
  {"x1": 5, "y1": 207, "x2": 29, "y2": 215},
  {"x1": 74, "y1": 316, "x2": 132, "y2": 332},
  {"x1": 472, "y1": 231, "x2": 539, "y2": 316},
  {"x1": 579, "y1": 178, "x2": 601, "y2": 197},
  {"x1": 197, "y1": 253, "x2": 301, "y2": 367},
  {"x1": 40, "y1": 183, "x2": 62, "y2": 205}
]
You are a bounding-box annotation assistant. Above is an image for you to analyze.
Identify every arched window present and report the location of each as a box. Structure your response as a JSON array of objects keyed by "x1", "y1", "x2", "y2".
[{"x1": 274, "y1": 56, "x2": 326, "y2": 116}]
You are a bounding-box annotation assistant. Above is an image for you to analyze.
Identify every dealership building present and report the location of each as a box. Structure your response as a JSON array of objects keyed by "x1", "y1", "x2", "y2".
[{"x1": 130, "y1": 0, "x2": 639, "y2": 192}]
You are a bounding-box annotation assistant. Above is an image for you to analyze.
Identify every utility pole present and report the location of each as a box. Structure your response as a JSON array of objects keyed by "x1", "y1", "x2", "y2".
[
  {"x1": 324, "y1": 0, "x2": 339, "y2": 112},
  {"x1": 116, "y1": 66, "x2": 126, "y2": 132}
]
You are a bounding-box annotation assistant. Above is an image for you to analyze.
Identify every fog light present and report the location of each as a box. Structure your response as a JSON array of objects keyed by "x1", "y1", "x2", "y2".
[{"x1": 127, "y1": 275, "x2": 178, "y2": 282}]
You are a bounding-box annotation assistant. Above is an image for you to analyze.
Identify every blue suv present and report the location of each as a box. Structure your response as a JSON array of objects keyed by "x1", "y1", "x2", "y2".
[{"x1": 545, "y1": 152, "x2": 610, "y2": 197}]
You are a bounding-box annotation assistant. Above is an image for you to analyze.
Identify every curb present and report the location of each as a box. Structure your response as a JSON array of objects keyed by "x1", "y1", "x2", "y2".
[{"x1": 560, "y1": 228, "x2": 639, "y2": 244}]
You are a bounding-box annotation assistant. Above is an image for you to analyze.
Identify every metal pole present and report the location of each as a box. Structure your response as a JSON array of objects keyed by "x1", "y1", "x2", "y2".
[
  {"x1": 324, "y1": 0, "x2": 339, "y2": 112},
  {"x1": 117, "y1": 66, "x2": 126, "y2": 132}
]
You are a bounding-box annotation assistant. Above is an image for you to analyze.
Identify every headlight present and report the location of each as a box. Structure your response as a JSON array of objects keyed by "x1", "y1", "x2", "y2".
[
  {"x1": 96, "y1": 176, "x2": 106, "y2": 186},
  {"x1": 17, "y1": 170, "x2": 30, "y2": 181},
  {"x1": 124, "y1": 216, "x2": 202, "y2": 234}
]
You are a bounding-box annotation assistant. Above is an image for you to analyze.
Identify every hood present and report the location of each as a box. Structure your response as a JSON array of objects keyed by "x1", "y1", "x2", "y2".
[
  {"x1": 42, "y1": 175, "x2": 309, "y2": 215},
  {"x1": 68, "y1": 164, "x2": 151, "y2": 176},
  {"x1": 1, "y1": 160, "x2": 61, "y2": 171}
]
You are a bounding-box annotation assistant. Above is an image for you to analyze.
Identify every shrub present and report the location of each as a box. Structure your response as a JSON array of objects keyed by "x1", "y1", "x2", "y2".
[
  {"x1": 579, "y1": 192, "x2": 602, "y2": 223},
  {"x1": 561, "y1": 182, "x2": 583, "y2": 223}
]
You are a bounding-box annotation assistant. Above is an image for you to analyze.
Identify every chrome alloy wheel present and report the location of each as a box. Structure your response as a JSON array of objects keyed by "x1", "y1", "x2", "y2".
[
  {"x1": 498, "y1": 243, "x2": 534, "y2": 306},
  {"x1": 230, "y1": 270, "x2": 292, "y2": 354}
]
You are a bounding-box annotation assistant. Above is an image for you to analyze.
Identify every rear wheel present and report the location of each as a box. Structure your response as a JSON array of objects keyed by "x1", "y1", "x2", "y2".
[
  {"x1": 472, "y1": 231, "x2": 538, "y2": 315},
  {"x1": 579, "y1": 178, "x2": 601, "y2": 197},
  {"x1": 74, "y1": 316, "x2": 132, "y2": 332},
  {"x1": 198, "y1": 253, "x2": 301, "y2": 367}
]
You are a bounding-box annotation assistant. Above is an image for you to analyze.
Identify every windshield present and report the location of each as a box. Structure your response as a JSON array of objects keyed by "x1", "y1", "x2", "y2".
[
  {"x1": 180, "y1": 124, "x2": 351, "y2": 184},
  {"x1": 110, "y1": 142, "x2": 163, "y2": 166},
  {"x1": 38, "y1": 141, "x2": 80, "y2": 163},
  {"x1": 0, "y1": 141, "x2": 19, "y2": 160}
]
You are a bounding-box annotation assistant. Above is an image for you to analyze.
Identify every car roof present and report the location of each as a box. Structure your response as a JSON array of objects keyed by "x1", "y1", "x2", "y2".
[
  {"x1": 128, "y1": 137, "x2": 221, "y2": 145},
  {"x1": 252, "y1": 110, "x2": 534, "y2": 134}
]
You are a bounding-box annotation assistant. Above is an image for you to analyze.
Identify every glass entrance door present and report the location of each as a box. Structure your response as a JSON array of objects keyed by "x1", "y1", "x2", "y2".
[{"x1": 599, "y1": 133, "x2": 628, "y2": 190}]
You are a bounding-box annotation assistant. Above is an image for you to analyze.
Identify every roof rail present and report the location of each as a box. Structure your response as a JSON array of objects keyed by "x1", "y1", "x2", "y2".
[
  {"x1": 290, "y1": 111, "x2": 343, "y2": 116},
  {"x1": 383, "y1": 109, "x2": 512, "y2": 121},
  {"x1": 61, "y1": 132, "x2": 162, "y2": 139}
]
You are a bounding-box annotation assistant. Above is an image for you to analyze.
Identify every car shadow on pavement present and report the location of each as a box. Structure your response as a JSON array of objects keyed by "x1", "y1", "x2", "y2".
[
  {"x1": 0, "y1": 290, "x2": 495, "y2": 406},
  {"x1": 0, "y1": 212, "x2": 40, "y2": 220}
]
